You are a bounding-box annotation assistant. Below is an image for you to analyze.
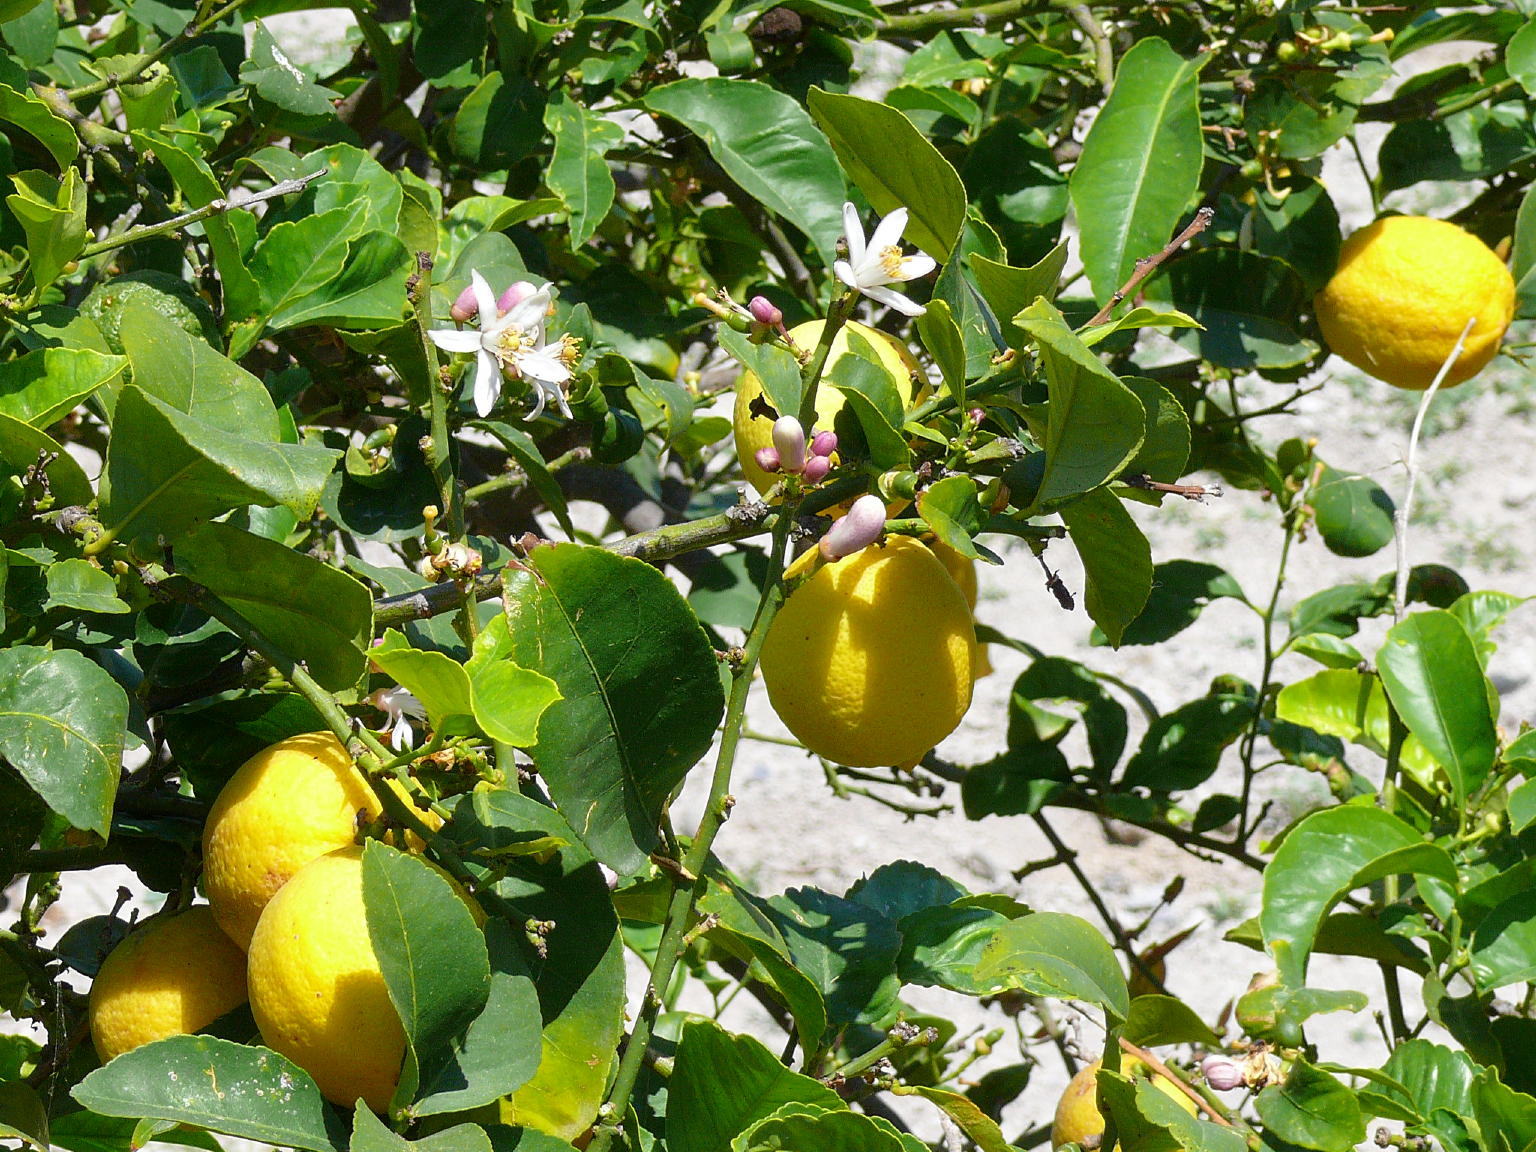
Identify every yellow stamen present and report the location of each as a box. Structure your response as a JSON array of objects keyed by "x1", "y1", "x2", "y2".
[{"x1": 878, "y1": 245, "x2": 905, "y2": 279}]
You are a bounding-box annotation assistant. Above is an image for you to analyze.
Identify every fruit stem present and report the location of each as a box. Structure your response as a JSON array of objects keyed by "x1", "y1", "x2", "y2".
[
  {"x1": 590, "y1": 476, "x2": 802, "y2": 1152},
  {"x1": 795, "y1": 290, "x2": 857, "y2": 432}
]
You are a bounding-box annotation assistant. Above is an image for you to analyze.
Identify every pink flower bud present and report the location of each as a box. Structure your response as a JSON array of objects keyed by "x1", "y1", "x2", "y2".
[
  {"x1": 968, "y1": 407, "x2": 986, "y2": 425},
  {"x1": 748, "y1": 295, "x2": 783, "y2": 327},
  {"x1": 450, "y1": 283, "x2": 479, "y2": 324},
  {"x1": 810, "y1": 430, "x2": 838, "y2": 458},
  {"x1": 498, "y1": 280, "x2": 538, "y2": 314},
  {"x1": 754, "y1": 446, "x2": 782, "y2": 474},
  {"x1": 802, "y1": 455, "x2": 831, "y2": 483},
  {"x1": 1202, "y1": 1056, "x2": 1243, "y2": 1092},
  {"x1": 819, "y1": 495, "x2": 885, "y2": 561},
  {"x1": 772, "y1": 415, "x2": 806, "y2": 474}
]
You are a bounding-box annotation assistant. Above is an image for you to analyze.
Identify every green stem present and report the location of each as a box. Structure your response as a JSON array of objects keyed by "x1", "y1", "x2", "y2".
[
  {"x1": 1069, "y1": 5, "x2": 1114, "y2": 92},
  {"x1": 464, "y1": 446, "x2": 589, "y2": 504},
  {"x1": 833, "y1": 1026, "x2": 933, "y2": 1080},
  {"x1": 797, "y1": 291, "x2": 857, "y2": 430},
  {"x1": 882, "y1": 0, "x2": 1070, "y2": 34},
  {"x1": 410, "y1": 254, "x2": 462, "y2": 540},
  {"x1": 66, "y1": 0, "x2": 260, "y2": 99}
]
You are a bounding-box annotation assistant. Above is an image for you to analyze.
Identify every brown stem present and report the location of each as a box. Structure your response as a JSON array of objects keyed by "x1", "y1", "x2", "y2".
[{"x1": 1086, "y1": 208, "x2": 1214, "y2": 327}]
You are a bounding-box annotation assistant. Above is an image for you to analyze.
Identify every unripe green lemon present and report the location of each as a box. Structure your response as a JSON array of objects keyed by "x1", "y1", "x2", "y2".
[
  {"x1": 1314, "y1": 216, "x2": 1514, "y2": 390},
  {"x1": 79, "y1": 271, "x2": 220, "y2": 354},
  {"x1": 88, "y1": 905, "x2": 248, "y2": 1063},
  {"x1": 759, "y1": 535, "x2": 974, "y2": 768},
  {"x1": 1051, "y1": 1059, "x2": 1199, "y2": 1149}
]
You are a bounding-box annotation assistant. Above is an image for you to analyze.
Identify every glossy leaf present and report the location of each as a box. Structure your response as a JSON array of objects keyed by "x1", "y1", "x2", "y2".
[
  {"x1": 1123, "y1": 994, "x2": 1221, "y2": 1048},
  {"x1": 1311, "y1": 466, "x2": 1396, "y2": 558},
  {"x1": 1119, "y1": 377, "x2": 1190, "y2": 488},
  {"x1": 975, "y1": 911, "x2": 1129, "y2": 1021},
  {"x1": 361, "y1": 841, "x2": 491, "y2": 1110},
  {"x1": 1120, "y1": 689, "x2": 1254, "y2": 792},
  {"x1": 1253, "y1": 1061, "x2": 1366, "y2": 1152},
  {"x1": 766, "y1": 886, "x2": 902, "y2": 1030},
  {"x1": 0, "y1": 646, "x2": 127, "y2": 837},
  {"x1": 0, "y1": 347, "x2": 124, "y2": 427},
  {"x1": 352, "y1": 1109, "x2": 492, "y2": 1152},
  {"x1": 918, "y1": 475, "x2": 984, "y2": 559},
  {"x1": 900, "y1": 1087, "x2": 1009, "y2": 1152},
  {"x1": 1100, "y1": 560, "x2": 1245, "y2": 647},
  {"x1": 915, "y1": 298, "x2": 965, "y2": 407},
  {"x1": 1376, "y1": 610, "x2": 1496, "y2": 805},
  {"x1": 257, "y1": 223, "x2": 414, "y2": 333},
  {"x1": 734, "y1": 1105, "x2": 913, "y2": 1152},
  {"x1": 70, "y1": 1036, "x2": 347, "y2": 1152},
  {"x1": 43, "y1": 558, "x2": 129, "y2": 615},
  {"x1": 1069, "y1": 38, "x2": 1204, "y2": 306},
  {"x1": 1143, "y1": 248, "x2": 1318, "y2": 371},
  {"x1": 0, "y1": 413, "x2": 90, "y2": 505},
  {"x1": 6, "y1": 168, "x2": 85, "y2": 289},
  {"x1": 667, "y1": 1021, "x2": 844, "y2": 1152},
  {"x1": 646, "y1": 79, "x2": 845, "y2": 268},
  {"x1": 500, "y1": 544, "x2": 725, "y2": 872},
  {"x1": 1469, "y1": 890, "x2": 1536, "y2": 991},
  {"x1": 1017, "y1": 299, "x2": 1145, "y2": 507},
  {"x1": 1260, "y1": 807, "x2": 1456, "y2": 986},
  {"x1": 543, "y1": 91, "x2": 622, "y2": 248},
  {"x1": 176, "y1": 522, "x2": 372, "y2": 693},
  {"x1": 968, "y1": 243, "x2": 1068, "y2": 348},
  {"x1": 1060, "y1": 488, "x2": 1153, "y2": 648},
  {"x1": 0, "y1": 82, "x2": 75, "y2": 169},
  {"x1": 806, "y1": 87, "x2": 966, "y2": 259}
]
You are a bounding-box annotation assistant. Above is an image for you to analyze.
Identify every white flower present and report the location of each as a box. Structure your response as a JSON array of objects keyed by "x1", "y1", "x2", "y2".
[
  {"x1": 369, "y1": 686, "x2": 427, "y2": 751},
  {"x1": 428, "y1": 270, "x2": 578, "y2": 419},
  {"x1": 834, "y1": 202, "x2": 937, "y2": 317}
]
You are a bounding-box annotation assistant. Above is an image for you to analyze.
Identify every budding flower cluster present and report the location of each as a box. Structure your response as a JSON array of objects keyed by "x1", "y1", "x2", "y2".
[{"x1": 754, "y1": 417, "x2": 838, "y2": 480}]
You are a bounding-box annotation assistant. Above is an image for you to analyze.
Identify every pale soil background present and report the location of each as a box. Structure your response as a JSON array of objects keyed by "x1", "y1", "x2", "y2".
[{"x1": 7, "y1": 14, "x2": 1534, "y2": 1152}]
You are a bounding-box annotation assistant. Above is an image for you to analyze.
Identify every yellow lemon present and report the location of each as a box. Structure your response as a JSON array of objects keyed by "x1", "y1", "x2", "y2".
[
  {"x1": 245, "y1": 846, "x2": 481, "y2": 1112},
  {"x1": 733, "y1": 319, "x2": 922, "y2": 495},
  {"x1": 928, "y1": 539, "x2": 994, "y2": 680},
  {"x1": 1314, "y1": 216, "x2": 1515, "y2": 390},
  {"x1": 89, "y1": 905, "x2": 248, "y2": 1063},
  {"x1": 1051, "y1": 1059, "x2": 1200, "y2": 1149},
  {"x1": 759, "y1": 535, "x2": 974, "y2": 768},
  {"x1": 202, "y1": 732, "x2": 438, "y2": 949}
]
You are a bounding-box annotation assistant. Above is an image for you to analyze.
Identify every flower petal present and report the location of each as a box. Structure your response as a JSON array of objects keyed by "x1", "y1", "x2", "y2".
[
  {"x1": 833, "y1": 259, "x2": 861, "y2": 290},
  {"x1": 894, "y1": 253, "x2": 937, "y2": 282},
  {"x1": 861, "y1": 282, "x2": 926, "y2": 317},
  {"x1": 841, "y1": 202, "x2": 867, "y2": 267},
  {"x1": 473, "y1": 351, "x2": 502, "y2": 417},
  {"x1": 517, "y1": 348, "x2": 573, "y2": 384},
  {"x1": 867, "y1": 206, "x2": 910, "y2": 256},
  {"x1": 429, "y1": 329, "x2": 482, "y2": 353},
  {"x1": 469, "y1": 270, "x2": 499, "y2": 330}
]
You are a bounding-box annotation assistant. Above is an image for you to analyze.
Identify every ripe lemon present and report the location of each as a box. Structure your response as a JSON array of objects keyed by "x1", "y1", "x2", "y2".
[
  {"x1": 928, "y1": 539, "x2": 994, "y2": 680},
  {"x1": 246, "y1": 845, "x2": 481, "y2": 1112},
  {"x1": 733, "y1": 319, "x2": 922, "y2": 495},
  {"x1": 1051, "y1": 1059, "x2": 1199, "y2": 1149},
  {"x1": 1314, "y1": 216, "x2": 1515, "y2": 390},
  {"x1": 759, "y1": 535, "x2": 975, "y2": 768},
  {"x1": 202, "y1": 732, "x2": 437, "y2": 949},
  {"x1": 89, "y1": 905, "x2": 248, "y2": 1063}
]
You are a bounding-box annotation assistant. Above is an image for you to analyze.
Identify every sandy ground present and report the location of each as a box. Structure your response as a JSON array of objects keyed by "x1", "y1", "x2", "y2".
[{"x1": 7, "y1": 18, "x2": 1533, "y2": 1152}]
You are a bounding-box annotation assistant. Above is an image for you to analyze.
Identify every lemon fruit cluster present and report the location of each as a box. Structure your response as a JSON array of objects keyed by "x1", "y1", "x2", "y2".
[
  {"x1": 1051, "y1": 1059, "x2": 1199, "y2": 1149},
  {"x1": 1314, "y1": 215, "x2": 1515, "y2": 391},
  {"x1": 760, "y1": 535, "x2": 975, "y2": 768},
  {"x1": 87, "y1": 905, "x2": 249, "y2": 1064},
  {"x1": 732, "y1": 319, "x2": 922, "y2": 495}
]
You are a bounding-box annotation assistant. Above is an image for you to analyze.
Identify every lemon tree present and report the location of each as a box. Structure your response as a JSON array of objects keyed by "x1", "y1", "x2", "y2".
[{"x1": 5, "y1": 3, "x2": 1536, "y2": 1152}]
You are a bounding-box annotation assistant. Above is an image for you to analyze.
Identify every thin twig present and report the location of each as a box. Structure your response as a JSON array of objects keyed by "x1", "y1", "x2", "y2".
[
  {"x1": 1392, "y1": 316, "x2": 1475, "y2": 622},
  {"x1": 1117, "y1": 1038, "x2": 1233, "y2": 1126},
  {"x1": 1086, "y1": 208, "x2": 1214, "y2": 327},
  {"x1": 65, "y1": 0, "x2": 261, "y2": 99},
  {"x1": 1069, "y1": 5, "x2": 1114, "y2": 92}
]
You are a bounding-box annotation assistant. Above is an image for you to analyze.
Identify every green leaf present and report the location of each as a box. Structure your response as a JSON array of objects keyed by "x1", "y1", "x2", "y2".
[
  {"x1": 975, "y1": 911, "x2": 1129, "y2": 1021},
  {"x1": 1260, "y1": 807, "x2": 1457, "y2": 986},
  {"x1": 450, "y1": 73, "x2": 544, "y2": 170},
  {"x1": 1513, "y1": 179, "x2": 1536, "y2": 319},
  {"x1": 1119, "y1": 377, "x2": 1190, "y2": 488},
  {"x1": 667, "y1": 1021, "x2": 844, "y2": 1152},
  {"x1": 100, "y1": 385, "x2": 339, "y2": 547},
  {"x1": 70, "y1": 1036, "x2": 347, "y2": 1152},
  {"x1": 0, "y1": 83, "x2": 76, "y2": 169},
  {"x1": 1059, "y1": 488, "x2": 1153, "y2": 648},
  {"x1": 7, "y1": 168, "x2": 85, "y2": 290},
  {"x1": 1008, "y1": 655, "x2": 1128, "y2": 772},
  {"x1": 44, "y1": 558, "x2": 129, "y2": 615},
  {"x1": 0, "y1": 646, "x2": 128, "y2": 837},
  {"x1": 1311, "y1": 465, "x2": 1396, "y2": 558},
  {"x1": 0, "y1": 412, "x2": 90, "y2": 505},
  {"x1": 899, "y1": 1086, "x2": 1010, "y2": 1152},
  {"x1": 542, "y1": 91, "x2": 622, "y2": 248},
  {"x1": 0, "y1": 348, "x2": 125, "y2": 428},
  {"x1": 805, "y1": 87, "x2": 966, "y2": 260},
  {"x1": 1097, "y1": 1072, "x2": 1246, "y2": 1152},
  {"x1": 176, "y1": 522, "x2": 372, "y2": 693},
  {"x1": 463, "y1": 616, "x2": 562, "y2": 747},
  {"x1": 361, "y1": 841, "x2": 491, "y2": 1111},
  {"x1": 719, "y1": 327, "x2": 803, "y2": 419},
  {"x1": 1226, "y1": 912, "x2": 1429, "y2": 976},
  {"x1": 1376, "y1": 610, "x2": 1497, "y2": 806},
  {"x1": 735, "y1": 1105, "x2": 914, "y2": 1152},
  {"x1": 454, "y1": 788, "x2": 625, "y2": 1142},
  {"x1": 968, "y1": 243, "x2": 1071, "y2": 349},
  {"x1": 118, "y1": 303, "x2": 271, "y2": 430},
  {"x1": 646, "y1": 79, "x2": 845, "y2": 268},
  {"x1": 500, "y1": 544, "x2": 725, "y2": 872},
  {"x1": 258, "y1": 224, "x2": 414, "y2": 332},
  {"x1": 1379, "y1": 103, "x2": 1536, "y2": 193},
  {"x1": 1254, "y1": 1061, "x2": 1366, "y2": 1152},
  {"x1": 1120, "y1": 690, "x2": 1255, "y2": 792},
  {"x1": 1099, "y1": 559, "x2": 1245, "y2": 647},
  {"x1": 1237, "y1": 983, "x2": 1368, "y2": 1048},
  {"x1": 917, "y1": 476, "x2": 985, "y2": 559},
  {"x1": 1016, "y1": 299, "x2": 1145, "y2": 507},
  {"x1": 1123, "y1": 994, "x2": 1222, "y2": 1048},
  {"x1": 1068, "y1": 38, "x2": 1204, "y2": 307},
  {"x1": 240, "y1": 22, "x2": 340, "y2": 115},
  {"x1": 352, "y1": 1109, "x2": 492, "y2": 1152},
  {"x1": 766, "y1": 886, "x2": 902, "y2": 1031},
  {"x1": 826, "y1": 339, "x2": 910, "y2": 472},
  {"x1": 1373, "y1": 1039, "x2": 1476, "y2": 1124},
  {"x1": 915, "y1": 298, "x2": 965, "y2": 408}
]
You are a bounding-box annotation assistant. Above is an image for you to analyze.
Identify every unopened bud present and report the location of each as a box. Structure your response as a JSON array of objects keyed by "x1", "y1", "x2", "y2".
[
  {"x1": 772, "y1": 416, "x2": 806, "y2": 474},
  {"x1": 802, "y1": 455, "x2": 831, "y2": 483},
  {"x1": 499, "y1": 280, "x2": 538, "y2": 314},
  {"x1": 450, "y1": 283, "x2": 479, "y2": 324},
  {"x1": 754, "y1": 446, "x2": 782, "y2": 473},
  {"x1": 819, "y1": 494, "x2": 885, "y2": 561},
  {"x1": 968, "y1": 407, "x2": 986, "y2": 425},
  {"x1": 1202, "y1": 1056, "x2": 1243, "y2": 1092},
  {"x1": 748, "y1": 295, "x2": 783, "y2": 327},
  {"x1": 810, "y1": 430, "x2": 838, "y2": 458}
]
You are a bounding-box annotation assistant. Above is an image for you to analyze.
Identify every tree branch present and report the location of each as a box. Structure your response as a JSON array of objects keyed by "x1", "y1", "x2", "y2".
[{"x1": 1086, "y1": 207, "x2": 1213, "y2": 327}]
